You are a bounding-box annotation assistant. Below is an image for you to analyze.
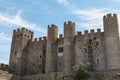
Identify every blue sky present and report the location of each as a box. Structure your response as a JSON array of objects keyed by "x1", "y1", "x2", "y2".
[{"x1": 1, "y1": 0, "x2": 120, "y2": 64}]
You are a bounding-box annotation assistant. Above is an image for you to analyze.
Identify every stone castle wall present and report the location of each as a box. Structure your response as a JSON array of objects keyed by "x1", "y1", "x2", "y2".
[
  {"x1": 8, "y1": 13, "x2": 120, "y2": 79},
  {"x1": 104, "y1": 14, "x2": 120, "y2": 69},
  {"x1": 74, "y1": 29, "x2": 106, "y2": 70},
  {"x1": 22, "y1": 37, "x2": 47, "y2": 75}
]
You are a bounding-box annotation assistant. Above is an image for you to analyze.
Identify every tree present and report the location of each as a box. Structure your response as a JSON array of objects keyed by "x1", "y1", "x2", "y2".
[{"x1": 72, "y1": 64, "x2": 91, "y2": 80}]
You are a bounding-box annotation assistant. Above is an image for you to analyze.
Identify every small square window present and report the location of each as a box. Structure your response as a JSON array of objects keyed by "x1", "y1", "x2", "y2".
[{"x1": 58, "y1": 47, "x2": 63, "y2": 52}]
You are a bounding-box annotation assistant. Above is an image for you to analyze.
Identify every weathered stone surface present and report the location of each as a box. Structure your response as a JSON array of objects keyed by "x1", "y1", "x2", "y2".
[{"x1": 7, "y1": 13, "x2": 120, "y2": 80}]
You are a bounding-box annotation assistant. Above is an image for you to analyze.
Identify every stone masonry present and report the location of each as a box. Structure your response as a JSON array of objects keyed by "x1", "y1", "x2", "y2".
[{"x1": 8, "y1": 13, "x2": 120, "y2": 77}]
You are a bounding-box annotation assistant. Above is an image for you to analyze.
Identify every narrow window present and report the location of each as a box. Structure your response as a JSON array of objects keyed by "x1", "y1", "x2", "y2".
[
  {"x1": 25, "y1": 35, "x2": 26, "y2": 37},
  {"x1": 15, "y1": 51, "x2": 17, "y2": 56},
  {"x1": 17, "y1": 35, "x2": 19, "y2": 37},
  {"x1": 97, "y1": 58, "x2": 99, "y2": 64}
]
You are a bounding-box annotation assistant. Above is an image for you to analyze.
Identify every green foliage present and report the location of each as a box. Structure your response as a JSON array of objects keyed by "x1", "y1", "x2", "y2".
[{"x1": 72, "y1": 64, "x2": 91, "y2": 80}]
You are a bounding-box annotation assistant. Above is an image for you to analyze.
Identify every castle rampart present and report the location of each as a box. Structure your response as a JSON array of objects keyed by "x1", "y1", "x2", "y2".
[
  {"x1": 0, "y1": 63, "x2": 9, "y2": 71},
  {"x1": 8, "y1": 13, "x2": 120, "y2": 79}
]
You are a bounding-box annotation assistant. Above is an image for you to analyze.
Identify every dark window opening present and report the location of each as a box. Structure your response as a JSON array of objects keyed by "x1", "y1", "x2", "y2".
[
  {"x1": 97, "y1": 59, "x2": 99, "y2": 64},
  {"x1": 39, "y1": 65, "x2": 41, "y2": 69},
  {"x1": 33, "y1": 64, "x2": 35, "y2": 67},
  {"x1": 15, "y1": 51, "x2": 17, "y2": 56},
  {"x1": 94, "y1": 37, "x2": 96, "y2": 40},
  {"x1": 40, "y1": 55, "x2": 42, "y2": 58},
  {"x1": 20, "y1": 34, "x2": 22, "y2": 36},
  {"x1": 39, "y1": 64, "x2": 41, "y2": 71},
  {"x1": 42, "y1": 70, "x2": 45, "y2": 73},
  {"x1": 17, "y1": 35, "x2": 19, "y2": 37},
  {"x1": 58, "y1": 47, "x2": 63, "y2": 53},
  {"x1": 59, "y1": 63, "x2": 62, "y2": 68}
]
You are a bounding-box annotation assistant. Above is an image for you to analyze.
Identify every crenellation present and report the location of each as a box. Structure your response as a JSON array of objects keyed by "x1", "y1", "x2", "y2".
[
  {"x1": 68, "y1": 21, "x2": 72, "y2": 24},
  {"x1": 90, "y1": 29, "x2": 94, "y2": 33},
  {"x1": 113, "y1": 13, "x2": 117, "y2": 17},
  {"x1": 13, "y1": 28, "x2": 33, "y2": 36},
  {"x1": 97, "y1": 29, "x2": 101, "y2": 33},
  {"x1": 59, "y1": 34, "x2": 63, "y2": 38},
  {"x1": 107, "y1": 14, "x2": 112, "y2": 18},
  {"x1": 21, "y1": 27, "x2": 25, "y2": 30},
  {"x1": 0, "y1": 63, "x2": 9, "y2": 71},
  {"x1": 0, "y1": 63, "x2": 4, "y2": 68},
  {"x1": 13, "y1": 29, "x2": 16, "y2": 33},
  {"x1": 26, "y1": 29, "x2": 28, "y2": 31},
  {"x1": 64, "y1": 21, "x2": 75, "y2": 26},
  {"x1": 34, "y1": 38, "x2": 38, "y2": 41},
  {"x1": 77, "y1": 31, "x2": 82, "y2": 36},
  {"x1": 48, "y1": 24, "x2": 57, "y2": 29},
  {"x1": 39, "y1": 37, "x2": 42, "y2": 40},
  {"x1": 32, "y1": 37, "x2": 46, "y2": 43},
  {"x1": 43, "y1": 36, "x2": 47, "y2": 40},
  {"x1": 105, "y1": 13, "x2": 117, "y2": 19},
  {"x1": 29, "y1": 30, "x2": 31, "y2": 33},
  {"x1": 103, "y1": 15, "x2": 107, "y2": 19},
  {"x1": 17, "y1": 28, "x2": 20, "y2": 32},
  {"x1": 84, "y1": 30, "x2": 88, "y2": 35}
]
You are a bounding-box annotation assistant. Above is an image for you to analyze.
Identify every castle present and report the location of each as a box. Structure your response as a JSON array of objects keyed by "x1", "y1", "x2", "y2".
[{"x1": 8, "y1": 13, "x2": 120, "y2": 76}]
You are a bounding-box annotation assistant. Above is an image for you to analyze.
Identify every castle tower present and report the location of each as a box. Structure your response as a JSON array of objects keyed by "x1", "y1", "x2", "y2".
[
  {"x1": 9, "y1": 28, "x2": 33, "y2": 75},
  {"x1": 103, "y1": 14, "x2": 120, "y2": 69},
  {"x1": 45, "y1": 24, "x2": 58, "y2": 73},
  {"x1": 63, "y1": 21, "x2": 75, "y2": 72}
]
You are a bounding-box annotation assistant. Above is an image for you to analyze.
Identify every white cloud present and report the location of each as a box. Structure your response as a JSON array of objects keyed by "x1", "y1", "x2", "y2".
[
  {"x1": 0, "y1": 32, "x2": 11, "y2": 42},
  {"x1": 0, "y1": 59, "x2": 8, "y2": 64},
  {"x1": 57, "y1": 0, "x2": 69, "y2": 6},
  {"x1": 115, "y1": 0, "x2": 120, "y2": 2},
  {"x1": 57, "y1": 0, "x2": 120, "y2": 30},
  {"x1": 0, "y1": 11, "x2": 46, "y2": 34}
]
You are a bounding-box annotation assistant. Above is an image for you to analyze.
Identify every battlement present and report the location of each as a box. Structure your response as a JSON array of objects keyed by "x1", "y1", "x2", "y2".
[
  {"x1": 97, "y1": 29, "x2": 101, "y2": 33},
  {"x1": 84, "y1": 30, "x2": 89, "y2": 35},
  {"x1": 76, "y1": 28, "x2": 102, "y2": 37},
  {"x1": 13, "y1": 27, "x2": 33, "y2": 34},
  {"x1": 103, "y1": 13, "x2": 117, "y2": 19},
  {"x1": 59, "y1": 34, "x2": 63, "y2": 38},
  {"x1": 64, "y1": 21, "x2": 75, "y2": 26},
  {"x1": 32, "y1": 36, "x2": 47, "y2": 42},
  {"x1": 90, "y1": 29, "x2": 94, "y2": 33},
  {"x1": 48, "y1": 24, "x2": 57, "y2": 29},
  {"x1": 76, "y1": 31, "x2": 82, "y2": 36},
  {"x1": 0, "y1": 63, "x2": 9, "y2": 71}
]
